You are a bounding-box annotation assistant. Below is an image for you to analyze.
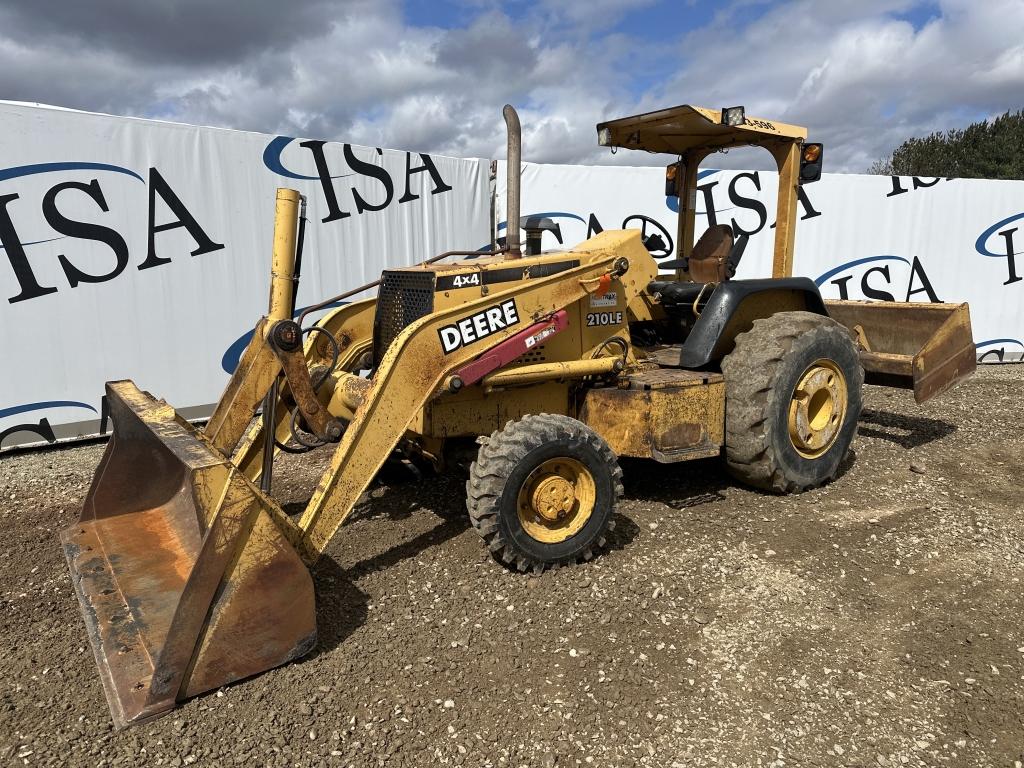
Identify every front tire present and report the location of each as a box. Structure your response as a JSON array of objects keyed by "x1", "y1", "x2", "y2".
[
  {"x1": 467, "y1": 414, "x2": 622, "y2": 572},
  {"x1": 722, "y1": 311, "x2": 863, "y2": 493}
]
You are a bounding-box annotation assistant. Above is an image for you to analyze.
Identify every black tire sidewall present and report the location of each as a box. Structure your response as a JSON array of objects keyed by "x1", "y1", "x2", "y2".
[
  {"x1": 766, "y1": 329, "x2": 862, "y2": 487},
  {"x1": 497, "y1": 439, "x2": 615, "y2": 563}
]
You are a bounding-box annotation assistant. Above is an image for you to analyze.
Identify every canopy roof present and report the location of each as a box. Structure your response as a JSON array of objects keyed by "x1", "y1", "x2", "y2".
[{"x1": 596, "y1": 104, "x2": 807, "y2": 155}]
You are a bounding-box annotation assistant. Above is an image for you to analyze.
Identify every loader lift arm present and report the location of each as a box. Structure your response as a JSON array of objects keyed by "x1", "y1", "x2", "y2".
[
  {"x1": 209, "y1": 212, "x2": 635, "y2": 561},
  {"x1": 293, "y1": 251, "x2": 630, "y2": 562},
  {"x1": 205, "y1": 191, "x2": 640, "y2": 564},
  {"x1": 60, "y1": 194, "x2": 635, "y2": 728}
]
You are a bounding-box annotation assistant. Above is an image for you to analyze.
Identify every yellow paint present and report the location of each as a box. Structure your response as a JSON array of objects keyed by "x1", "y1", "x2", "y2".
[
  {"x1": 598, "y1": 104, "x2": 811, "y2": 280},
  {"x1": 516, "y1": 457, "x2": 595, "y2": 543},
  {"x1": 427, "y1": 382, "x2": 568, "y2": 438},
  {"x1": 206, "y1": 186, "x2": 304, "y2": 456},
  {"x1": 787, "y1": 359, "x2": 847, "y2": 459},
  {"x1": 770, "y1": 141, "x2": 801, "y2": 278},
  {"x1": 295, "y1": 236, "x2": 635, "y2": 561},
  {"x1": 482, "y1": 357, "x2": 620, "y2": 391},
  {"x1": 580, "y1": 370, "x2": 725, "y2": 461},
  {"x1": 269, "y1": 189, "x2": 301, "y2": 322},
  {"x1": 596, "y1": 104, "x2": 806, "y2": 155}
]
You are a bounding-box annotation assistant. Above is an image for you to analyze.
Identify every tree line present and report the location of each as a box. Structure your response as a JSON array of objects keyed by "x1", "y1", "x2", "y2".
[{"x1": 868, "y1": 109, "x2": 1024, "y2": 179}]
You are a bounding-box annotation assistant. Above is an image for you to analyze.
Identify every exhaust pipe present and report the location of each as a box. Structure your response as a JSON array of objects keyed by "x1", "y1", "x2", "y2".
[{"x1": 503, "y1": 104, "x2": 521, "y2": 259}]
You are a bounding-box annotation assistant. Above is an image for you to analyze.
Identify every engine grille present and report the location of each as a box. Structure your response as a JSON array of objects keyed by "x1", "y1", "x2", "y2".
[{"x1": 373, "y1": 270, "x2": 436, "y2": 367}]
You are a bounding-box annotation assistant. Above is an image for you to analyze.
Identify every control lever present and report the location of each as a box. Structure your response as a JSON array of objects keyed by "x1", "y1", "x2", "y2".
[{"x1": 725, "y1": 232, "x2": 749, "y2": 278}]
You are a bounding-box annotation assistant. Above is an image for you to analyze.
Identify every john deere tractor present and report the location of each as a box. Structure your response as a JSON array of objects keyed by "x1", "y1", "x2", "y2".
[{"x1": 61, "y1": 103, "x2": 975, "y2": 727}]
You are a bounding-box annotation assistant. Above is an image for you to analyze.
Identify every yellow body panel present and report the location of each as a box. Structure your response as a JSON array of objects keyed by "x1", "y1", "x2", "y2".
[
  {"x1": 428, "y1": 381, "x2": 569, "y2": 437},
  {"x1": 580, "y1": 370, "x2": 724, "y2": 462},
  {"x1": 404, "y1": 232, "x2": 653, "y2": 441},
  {"x1": 296, "y1": 229, "x2": 652, "y2": 560},
  {"x1": 62, "y1": 94, "x2": 978, "y2": 732}
]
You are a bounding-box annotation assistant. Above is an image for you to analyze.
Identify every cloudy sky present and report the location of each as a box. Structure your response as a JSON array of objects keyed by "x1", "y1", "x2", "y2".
[{"x1": 0, "y1": 0, "x2": 1021, "y2": 172}]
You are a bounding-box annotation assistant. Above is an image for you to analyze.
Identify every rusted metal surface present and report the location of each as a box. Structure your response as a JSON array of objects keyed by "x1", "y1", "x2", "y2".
[
  {"x1": 271, "y1": 340, "x2": 340, "y2": 440},
  {"x1": 503, "y1": 104, "x2": 522, "y2": 258},
  {"x1": 235, "y1": 298, "x2": 377, "y2": 483},
  {"x1": 61, "y1": 381, "x2": 312, "y2": 728},
  {"x1": 329, "y1": 372, "x2": 371, "y2": 411},
  {"x1": 205, "y1": 317, "x2": 282, "y2": 456},
  {"x1": 579, "y1": 369, "x2": 725, "y2": 462},
  {"x1": 296, "y1": 230, "x2": 652, "y2": 562},
  {"x1": 825, "y1": 300, "x2": 976, "y2": 403}
]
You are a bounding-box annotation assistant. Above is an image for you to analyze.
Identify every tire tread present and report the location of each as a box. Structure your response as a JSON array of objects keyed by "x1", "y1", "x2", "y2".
[{"x1": 467, "y1": 414, "x2": 622, "y2": 573}]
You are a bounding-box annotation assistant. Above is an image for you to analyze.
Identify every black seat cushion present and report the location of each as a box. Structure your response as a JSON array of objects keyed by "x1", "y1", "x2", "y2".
[{"x1": 648, "y1": 280, "x2": 707, "y2": 309}]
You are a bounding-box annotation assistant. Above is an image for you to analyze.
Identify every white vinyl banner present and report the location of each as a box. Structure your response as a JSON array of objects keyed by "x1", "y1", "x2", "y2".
[
  {"x1": 497, "y1": 162, "x2": 1024, "y2": 365},
  {"x1": 0, "y1": 103, "x2": 489, "y2": 449}
]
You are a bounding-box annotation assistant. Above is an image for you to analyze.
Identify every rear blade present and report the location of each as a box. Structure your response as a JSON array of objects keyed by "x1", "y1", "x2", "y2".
[
  {"x1": 60, "y1": 380, "x2": 316, "y2": 728},
  {"x1": 825, "y1": 300, "x2": 976, "y2": 403}
]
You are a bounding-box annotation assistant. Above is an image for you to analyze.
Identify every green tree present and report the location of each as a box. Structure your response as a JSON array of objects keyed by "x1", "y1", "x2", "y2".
[{"x1": 868, "y1": 109, "x2": 1024, "y2": 179}]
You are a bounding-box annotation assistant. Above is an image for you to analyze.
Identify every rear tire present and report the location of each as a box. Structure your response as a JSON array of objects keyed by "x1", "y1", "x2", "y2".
[
  {"x1": 467, "y1": 414, "x2": 622, "y2": 573},
  {"x1": 721, "y1": 311, "x2": 863, "y2": 493}
]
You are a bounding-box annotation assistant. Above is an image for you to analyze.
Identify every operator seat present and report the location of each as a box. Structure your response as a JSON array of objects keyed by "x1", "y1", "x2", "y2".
[
  {"x1": 687, "y1": 224, "x2": 734, "y2": 283},
  {"x1": 645, "y1": 224, "x2": 815, "y2": 369},
  {"x1": 648, "y1": 224, "x2": 736, "y2": 309}
]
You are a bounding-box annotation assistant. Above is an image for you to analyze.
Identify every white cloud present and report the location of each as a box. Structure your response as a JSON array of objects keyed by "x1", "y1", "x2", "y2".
[
  {"x1": 0, "y1": 0, "x2": 1020, "y2": 173},
  {"x1": 655, "y1": 0, "x2": 1024, "y2": 171}
]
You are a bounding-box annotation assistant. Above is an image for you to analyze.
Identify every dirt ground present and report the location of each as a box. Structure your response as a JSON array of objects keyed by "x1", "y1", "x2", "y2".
[{"x1": 1, "y1": 366, "x2": 1022, "y2": 768}]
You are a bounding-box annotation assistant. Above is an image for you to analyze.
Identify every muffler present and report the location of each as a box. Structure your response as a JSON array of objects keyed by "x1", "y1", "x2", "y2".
[{"x1": 503, "y1": 104, "x2": 522, "y2": 258}]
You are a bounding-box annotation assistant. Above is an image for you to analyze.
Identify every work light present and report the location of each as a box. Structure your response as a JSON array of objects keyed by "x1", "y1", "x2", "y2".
[
  {"x1": 665, "y1": 162, "x2": 679, "y2": 196},
  {"x1": 800, "y1": 142, "x2": 824, "y2": 184},
  {"x1": 598, "y1": 126, "x2": 612, "y2": 146},
  {"x1": 803, "y1": 144, "x2": 822, "y2": 163},
  {"x1": 721, "y1": 106, "x2": 745, "y2": 126}
]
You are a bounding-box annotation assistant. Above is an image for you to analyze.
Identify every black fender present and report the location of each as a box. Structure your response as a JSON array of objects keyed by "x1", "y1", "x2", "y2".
[{"x1": 679, "y1": 277, "x2": 827, "y2": 368}]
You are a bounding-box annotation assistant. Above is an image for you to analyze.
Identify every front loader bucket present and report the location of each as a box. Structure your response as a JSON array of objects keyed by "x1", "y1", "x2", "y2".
[
  {"x1": 825, "y1": 300, "x2": 976, "y2": 404},
  {"x1": 60, "y1": 380, "x2": 315, "y2": 728}
]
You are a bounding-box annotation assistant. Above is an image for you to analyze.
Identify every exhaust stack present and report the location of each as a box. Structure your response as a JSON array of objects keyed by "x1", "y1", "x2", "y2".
[{"x1": 503, "y1": 104, "x2": 522, "y2": 259}]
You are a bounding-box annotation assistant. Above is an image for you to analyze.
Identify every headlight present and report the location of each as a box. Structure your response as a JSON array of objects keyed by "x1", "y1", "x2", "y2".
[{"x1": 721, "y1": 106, "x2": 745, "y2": 127}]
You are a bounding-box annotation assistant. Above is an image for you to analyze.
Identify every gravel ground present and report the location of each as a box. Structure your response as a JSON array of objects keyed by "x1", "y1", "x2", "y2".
[{"x1": 2, "y1": 365, "x2": 1023, "y2": 767}]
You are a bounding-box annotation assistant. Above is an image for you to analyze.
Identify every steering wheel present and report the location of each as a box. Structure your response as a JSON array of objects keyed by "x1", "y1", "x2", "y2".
[{"x1": 622, "y1": 215, "x2": 674, "y2": 258}]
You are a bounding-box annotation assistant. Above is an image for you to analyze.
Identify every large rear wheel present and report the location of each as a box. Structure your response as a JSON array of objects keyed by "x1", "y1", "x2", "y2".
[
  {"x1": 467, "y1": 414, "x2": 622, "y2": 572},
  {"x1": 722, "y1": 311, "x2": 863, "y2": 493}
]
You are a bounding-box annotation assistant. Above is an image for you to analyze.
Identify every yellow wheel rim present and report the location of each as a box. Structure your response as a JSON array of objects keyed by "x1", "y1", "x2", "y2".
[
  {"x1": 516, "y1": 457, "x2": 596, "y2": 544},
  {"x1": 788, "y1": 359, "x2": 848, "y2": 459}
]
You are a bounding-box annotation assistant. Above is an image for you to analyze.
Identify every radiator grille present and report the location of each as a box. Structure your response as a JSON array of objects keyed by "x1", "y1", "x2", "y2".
[{"x1": 373, "y1": 270, "x2": 436, "y2": 367}]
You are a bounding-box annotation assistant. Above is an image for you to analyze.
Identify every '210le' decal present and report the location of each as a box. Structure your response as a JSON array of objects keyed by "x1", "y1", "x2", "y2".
[
  {"x1": 439, "y1": 299, "x2": 520, "y2": 353},
  {"x1": 586, "y1": 311, "x2": 623, "y2": 327}
]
